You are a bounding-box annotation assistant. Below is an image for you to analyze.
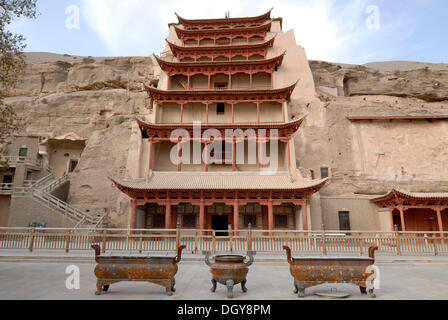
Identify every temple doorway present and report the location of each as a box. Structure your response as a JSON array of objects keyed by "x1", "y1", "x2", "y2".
[{"x1": 212, "y1": 215, "x2": 229, "y2": 236}]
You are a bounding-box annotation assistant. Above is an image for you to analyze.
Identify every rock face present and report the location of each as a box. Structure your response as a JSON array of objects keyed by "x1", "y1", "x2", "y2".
[
  {"x1": 4, "y1": 52, "x2": 448, "y2": 229},
  {"x1": 310, "y1": 60, "x2": 448, "y2": 102},
  {"x1": 4, "y1": 54, "x2": 158, "y2": 227},
  {"x1": 296, "y1": 60, "x2": 448, "y2": 198}
]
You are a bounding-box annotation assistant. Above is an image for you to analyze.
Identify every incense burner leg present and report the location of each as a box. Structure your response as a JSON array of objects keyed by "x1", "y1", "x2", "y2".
[
  {"x1": 293, "y1": 279, "x2": 299, "y2": 294},
  {"x1": 171, "y1": 278, "x2": 176, "y2": 293},
  {"x1": 368, "y1": 289, "x2": 376, "y2": 299},
  {"x1": 226, "y1": 279, "x2": 235, "y2": 299},
  {"x1": 166, "y1": 286, "x2": 174, "y2": 296},
  {"x1": 95, "y1": 281, "x2": 104, "y2": 295},
  {"x1": 241, "y1": 279, "x2": 248, "y2": 293},
  {"x1": 360, "y1": 286, "x2": 367, "y2": 295},
  {"x1": 296, "y1": 283, "x2": 306, "y2": 298},
  {"x1": 211, "y1": 279, "x2": 217, "y2": 293},
  {"x1": 103, "y1": 285, "x2": 110, "y2": 292}
]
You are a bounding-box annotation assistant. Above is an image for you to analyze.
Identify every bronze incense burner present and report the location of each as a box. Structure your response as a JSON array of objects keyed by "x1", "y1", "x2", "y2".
[
  {"x1": 203, "y1": 251, "x2": 256, "y2": 298},
  {"x1": 283, "y1": 246, "x2": 378, "y2": 298},
  {"x1": 92, "y1": 244, "x2": 186, "y2": 296}
]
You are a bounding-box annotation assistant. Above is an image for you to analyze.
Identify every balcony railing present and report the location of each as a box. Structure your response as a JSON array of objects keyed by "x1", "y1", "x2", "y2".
[
  {"x1": 0, "y1": 156, "x2": 42, "y2": 169},
  {"x1": 169, "y1": 85, "x2": 273, "y2": 91},
  {"x1": 0, "y1": 183, "x2": 14, "y2": 194}
]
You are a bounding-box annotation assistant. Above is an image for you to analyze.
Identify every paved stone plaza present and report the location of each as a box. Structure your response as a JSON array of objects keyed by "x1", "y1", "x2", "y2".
[{"x1": 1, "y1": 256, "x2": 448, "y2": 300}]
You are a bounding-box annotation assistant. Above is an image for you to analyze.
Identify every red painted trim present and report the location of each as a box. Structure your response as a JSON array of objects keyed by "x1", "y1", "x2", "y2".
[
  {"x1": 347, "y1": 115, "x2": 448, "y2": 121},
  {"x1": 144, "y1": 81, "x2": 298, "y2": 104}
]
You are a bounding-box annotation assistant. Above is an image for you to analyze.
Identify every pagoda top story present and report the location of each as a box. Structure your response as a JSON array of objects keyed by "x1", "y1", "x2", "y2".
[{"x1": 171, "y1": 9, "x2": 282, "y2": 30}]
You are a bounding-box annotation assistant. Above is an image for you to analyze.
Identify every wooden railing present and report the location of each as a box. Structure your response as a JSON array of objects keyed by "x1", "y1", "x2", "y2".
[{"x1": 0, "y1": 227, "x2": 447, "y2": 256}]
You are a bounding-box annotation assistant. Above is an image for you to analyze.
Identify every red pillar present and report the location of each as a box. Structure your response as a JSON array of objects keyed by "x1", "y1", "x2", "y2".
[
  {"x1": 234, "y1": 200, "x2": 239, "y2": 232},
  {"x1": 180, "y1": 104, "x2": 184, "y2": 123},
  {"x1": 131, "y1": 200, "x2": 137, "y2": 230},
  {"x1": 389, "y1": 208, "x2": 395, "y2": 231},
  {"x1": 200, "y1": 201, "x2": 205, "y2": 234},
  {"x1": 436, "y1": 207, "x2": 444, "y2": 236},
  {"x1": 256, "y1": 102, "x2": 260, "y2": 123},
  {"x1": 282, "y1": 102, "x2": 286, "y2": 122},
  {"x1": 287, "y1": 140, "x2": 292, "y2": 172},
  {"x1": 232, "y1": 138, "x2": 236, "y2": 172},
  {"x1": 268, "y1": 201, "x2": 274, "y2": 235},
  {"x1": 177, "y1": 143, "x2": 182, "y2": 172},
  {"x1": 154, "y1": 103, "x2": 158, "y2": 124},
  {"x1": 302, "y1": 200, "x2": 308, "y2": 231},
  {"x1": 148, "y1": 139, "x2": 153, "y2": 172},
  {"x1": 165, "y1": 203, "x2": 172, "y2": 230},
  {"x1": 250, "y1": 73, "x2": 253, "y2": 88},
  {"x1": 399, "y1": 207, "x2": 406, "y2": 232},
  {"x1": 231, "y1": 103, "x2": 235, "y2": 124},
  {"x1": 204, "y1": 142, "x2": 209, "y2": 172},
  {"x1": 258, "y1": 139, "x2": 263, "y2": 171}
]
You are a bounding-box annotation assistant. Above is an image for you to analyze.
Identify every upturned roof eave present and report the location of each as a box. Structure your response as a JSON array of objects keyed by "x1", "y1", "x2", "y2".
[
  {"x1": 165, "y1": 35, "x2": 276, "y2": 52},
  {"x1": 143, "y1": 80, "x2": 298, "y2": 98},
  {"x1": 110, "y1": 176, "x2": 329, "y2": 194},
  {"x1": 173, "y1": 21, "x2": 272, "y2": 37},
  {"x1": 136, "y1": 116, "x2": 305, "y2": 131},
  {"x1": 174, "y1": 9, "x2": 273, "y2": 26},
  {"x1": 153, "y1": 51, "x2": 286, "y2": 70}
]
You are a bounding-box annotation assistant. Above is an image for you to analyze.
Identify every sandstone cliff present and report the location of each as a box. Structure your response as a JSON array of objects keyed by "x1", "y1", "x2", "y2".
[
  {"x1": 4, "y1": 53, "x2": 158, "y2": 226},
  {"x1": 295, "y1": 60, "x2": 448, "y2": 197},
  {"x1": 3, "y1": 52, "x2": 448, "y2": 227}
]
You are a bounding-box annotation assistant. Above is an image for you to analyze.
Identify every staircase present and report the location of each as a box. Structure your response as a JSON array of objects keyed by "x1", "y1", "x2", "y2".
[{"x1": 23, "y1": 173, "x2": 108, "y2": 231}]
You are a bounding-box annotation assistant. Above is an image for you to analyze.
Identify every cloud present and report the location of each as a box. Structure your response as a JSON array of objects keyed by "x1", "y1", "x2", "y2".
[{"x1": 80, "y1": 0, "x2": 420, "y2": 63}]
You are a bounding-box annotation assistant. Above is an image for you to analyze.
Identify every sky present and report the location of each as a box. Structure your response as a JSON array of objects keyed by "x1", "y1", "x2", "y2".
[{"x1": 8, "y1": 0, "x2": 448, "y2": 64}]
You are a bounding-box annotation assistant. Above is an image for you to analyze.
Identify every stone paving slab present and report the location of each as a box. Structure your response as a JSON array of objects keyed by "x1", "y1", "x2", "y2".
[{"x1": 0, "y1": 260, "x2": 448, "y2": 300}]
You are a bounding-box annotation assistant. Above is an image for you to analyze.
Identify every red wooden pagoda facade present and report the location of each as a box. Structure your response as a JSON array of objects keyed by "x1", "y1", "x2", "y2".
[{"x1": 112, "y1": 10, "x2": 328, "y2": 232}]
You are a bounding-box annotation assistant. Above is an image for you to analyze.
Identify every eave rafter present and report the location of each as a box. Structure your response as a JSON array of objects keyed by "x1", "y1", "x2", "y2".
[
  {"x1": 166, "y1": 37, "x2": 275, "y2": 61},
  {"x1": 136, "y1": 117, "x2": 305, "y2": 141},
  {"x1": 174, "y1": 22, "x2": 272, "y2": 42},
  {"x1": 110, "y1": 177, "x2": 329, "y2": 202},
  {"x1": 173, "y1": 9, "x2": 273, "y2": 30},
  {"x1": 143, "y1": 81, "x2": 298, "y2": 104},
  {"x1": 154, "y1": 52, "x2": 286, "y2": 76},
  {"x1": 371, "y1": 189, "x2": 448, "y2": 208}
]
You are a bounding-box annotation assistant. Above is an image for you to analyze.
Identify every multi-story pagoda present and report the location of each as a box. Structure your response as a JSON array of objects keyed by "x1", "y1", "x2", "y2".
[{"x1": 111, "y1": 10, "x2": 328, "y2": 232}]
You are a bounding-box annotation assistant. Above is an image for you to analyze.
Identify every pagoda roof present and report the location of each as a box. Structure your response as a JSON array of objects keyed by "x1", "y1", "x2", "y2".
[
  {"x1": 154, "y1": 52, "x2": 286, "y2": 75},
  {"x1": 173, "y1": 21, "x2": 272, "y2": 39},
  {"x1": 174, "y1": 9, "x2": 273, "y2": 27},
  {"x1": 166, "y1": 36, "x2": 275, "y2": 54},
  {"x1": 111, "y1": 172, "x2": 328, "y2": 193},
  {"x1": 144, "y1": 81, "x2": 298, "y2": 103},
  {"x1": 136, "y1": 117, "x2": 305, "y2": 140},
  {"x1": 371, "y1": 189, "x2": 448, "y2": 206}
]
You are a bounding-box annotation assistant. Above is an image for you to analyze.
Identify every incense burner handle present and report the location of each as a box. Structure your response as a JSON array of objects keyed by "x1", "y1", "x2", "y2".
[
  {"x1": 283, "y1": 246, "x2": 293, "y2": 265},
  {"x1": 91, "y1": 244, "x2": 101, "y2": 257},
  {"x1": 368, "y1": 246, "x2": 378, "y2": 260},
  {"x1": 175, "y1": 245, "x2": 187, "y2": 264},
  {"x1": 203, "y1": 251, "x2": 214, "y2": 267},
  {"x1": 244, "y1": 251, "x2": 256, "y2": 267}
]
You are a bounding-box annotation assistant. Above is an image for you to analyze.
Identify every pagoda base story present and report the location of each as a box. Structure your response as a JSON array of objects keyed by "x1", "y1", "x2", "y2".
[{"x1": 131, "y1": 199, "x2": 310, "y2": 231}]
